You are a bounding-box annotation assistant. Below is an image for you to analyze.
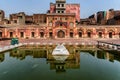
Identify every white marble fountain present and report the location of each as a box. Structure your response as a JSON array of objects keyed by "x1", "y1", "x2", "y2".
[{"x1": 52, "y1": 44, "x2": 69, "y2": 61}]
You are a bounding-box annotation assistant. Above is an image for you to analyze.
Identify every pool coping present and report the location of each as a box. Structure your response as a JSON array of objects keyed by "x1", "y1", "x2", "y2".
[{"x1": 0, "y1": 43, "x2": 23, "y2": 53}]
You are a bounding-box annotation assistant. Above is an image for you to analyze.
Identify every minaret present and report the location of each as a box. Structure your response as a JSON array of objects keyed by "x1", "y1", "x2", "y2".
[{"x1": 55, "y1": 0, "x2": 66, "y2": 13}]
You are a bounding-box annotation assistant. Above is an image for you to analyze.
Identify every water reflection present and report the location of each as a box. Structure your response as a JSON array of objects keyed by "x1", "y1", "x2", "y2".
[
  {"x1": 88, "y1": 50, "x2": 120, "y2": 62},
  {"x1": 1, "y1": 45, "x2": 120, "y2": 73},
  {"x1": 8, "y1": 46, "x2": 80, "y2": 73},
  {"x1": 10, "y1": 48, "x2": 47, "y2": 60},
  {"x1": 47, "y1": 52, "x2": 80, "y2": 73},
  {"x1": 0, "y1": 53, "x2": 4, "y2": 62}
]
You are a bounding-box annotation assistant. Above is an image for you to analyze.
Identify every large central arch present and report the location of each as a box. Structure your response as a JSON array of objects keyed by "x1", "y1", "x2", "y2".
[{"x1": 57, "y1": 30, "x2": 65, "y2": 38}]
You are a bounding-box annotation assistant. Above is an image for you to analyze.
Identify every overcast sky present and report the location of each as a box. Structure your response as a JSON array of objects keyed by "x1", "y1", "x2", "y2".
[{"x1": 0, "y1": 0, "x2": 120, "y2": 18}]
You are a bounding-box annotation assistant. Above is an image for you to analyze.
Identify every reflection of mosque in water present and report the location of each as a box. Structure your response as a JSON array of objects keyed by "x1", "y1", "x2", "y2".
[
  {"x1": 9, "y1": 45, "x2": 80, "y2": 73},
  {"x1": 0, "y1": 53, "x2": 4, "y2": 62},
  {"x1": 1, "y1": 45, "x2": 120, "y2": 72},
  {"x1": 47, "y1": 51, "x2": 80, "y2": 73}
]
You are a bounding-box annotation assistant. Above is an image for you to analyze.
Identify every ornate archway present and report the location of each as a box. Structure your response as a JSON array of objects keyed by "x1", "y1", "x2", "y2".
[
  {"x1": 78, "y1": 29, "x2": 84, "y2": 38},
  {"x1": 98, "y1": 31, "x2": 103, "y2": 38},
  {"x1": 108, "y1": 30, "x2": 115, "y2": 38},
  {"x1": 7, "y1": 29, "x2": 16, "y2": 38},
  {"x1": 109, "y1": 32, "x2": 113, "y2": 38},
  {"x1": 57, "y1": 30, "x2": 65, "y2": 38},
  {"x1": 87, "y1": 30, "x2": 92, "y2": 38}
]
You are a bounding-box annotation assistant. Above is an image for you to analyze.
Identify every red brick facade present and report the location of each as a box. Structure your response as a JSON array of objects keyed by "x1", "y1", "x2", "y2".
[
  {"x1": 0, "y1": 25, "x2": 120, "y2": 39},
  {"x1": 66, "y1": 4, "x2": 80, "y2": 22}
]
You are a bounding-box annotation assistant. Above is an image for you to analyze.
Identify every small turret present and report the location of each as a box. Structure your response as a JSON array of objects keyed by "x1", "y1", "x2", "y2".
[{"x1": 55, "y1": 0, "x2": 66, "y2": 13}]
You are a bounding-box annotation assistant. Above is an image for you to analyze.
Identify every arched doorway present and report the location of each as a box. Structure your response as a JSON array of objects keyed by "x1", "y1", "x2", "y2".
[
  {"x1": 98, "y1": 32, "x2": 102, "y2": 38},
  {"x1": 20, "y1": 32, "x2": 24, "y2": 38},
  {"x1": 40, "y1": 32, "x2": 44, "y2": 38},
  {"x1": 0, "y1": 32, "x2": 2, "y2": 38},
  {"x1": 79, "y1": 31, "x2": 82, "y2": 38},
  {"x1": 109, "y1": 32, "x2": 113, "y2": 38},
  {"x1": 31, "y1": 32, "x2": 35, "y2": 38},
  {"x1": 49, "y1": 32, "x2": 53, "y2": 38},
  {"x1": 10, "y1": 32, "x2": 13, "y2": 38},
  {"x1": 70, "y1": 32, "x2": 73, "y2": 38},
  {"x1": 87, "y1": 31, "x2": 92, "y2": 38},
  {"x1": 57, "y1": 30, "x2": 65, "y2": 38}
]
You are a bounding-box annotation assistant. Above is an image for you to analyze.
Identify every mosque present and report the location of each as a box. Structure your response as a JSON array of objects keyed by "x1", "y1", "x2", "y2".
[{"x1": 0, "y1": 0, "x2": 120, "y2": 39}]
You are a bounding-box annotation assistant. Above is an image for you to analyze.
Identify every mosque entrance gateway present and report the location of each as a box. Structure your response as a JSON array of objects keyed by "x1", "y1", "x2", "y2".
[{"x1": 57, "y1": 30, "x2": 65, "y2": 38}]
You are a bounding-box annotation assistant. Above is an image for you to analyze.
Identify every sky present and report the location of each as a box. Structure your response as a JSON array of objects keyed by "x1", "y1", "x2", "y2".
[{"x1": 0, "y1": 0, "x2": 120, "y2": 18}]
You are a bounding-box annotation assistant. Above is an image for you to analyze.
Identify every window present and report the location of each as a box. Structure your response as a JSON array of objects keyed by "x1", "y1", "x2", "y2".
[
  {"x1": 60, "y1": 23, "x2": 62, "y2": 26},
  {"x1": 57, "y1": 4, "x2": 60, "y2": 7},
  {"x1": 0, "y1": 32, "x2": 2, "y2": 38},
  {"x1": 58, "y1": 11, "x2": 60, "y2": 13},
  {"x1": 61, "y1": 11, "x2": 64, "y2": 13},
  {"x1": 20, "y1": 32, "x2": 24, "y2": 38},
  {"x1": 31, "y1": 32, "x2": 35, "y2": 38},
  {"x1": 62, "y1": 4, "x2": 64, "y2": 7}
]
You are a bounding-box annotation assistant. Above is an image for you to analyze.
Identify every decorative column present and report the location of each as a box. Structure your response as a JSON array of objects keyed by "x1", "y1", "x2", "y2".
[
  {"x1": 15, "y1": 28, "x2": 18, "y2": 38},
  {"x1": 74, "y1": 27, "x2": 78, "y2": 39},
  {"x1": 36, "y1": 28, "x2": 39, "y2": 39},
  {"x1": 93, "y1": 28, "x2": 97, "y2": 39},
  {"x1": 104, "y1": 28, "x2": 108, "y2": 39},
  {"x1": 114, "y1": 28, "x2": 118, "y2": 39}
]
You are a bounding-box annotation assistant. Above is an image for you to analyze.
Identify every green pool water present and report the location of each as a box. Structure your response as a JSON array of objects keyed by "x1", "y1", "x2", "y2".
[{"x1": 0, "y1": 45, "x2": 120, "y2": 80}]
